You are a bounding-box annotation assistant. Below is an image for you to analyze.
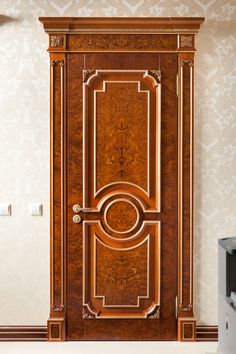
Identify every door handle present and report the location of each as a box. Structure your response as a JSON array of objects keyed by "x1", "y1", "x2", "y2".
[
  {"x1": 72, "y1": 204, "x2": 92, "y2": 213},
  {"x1": 72, "y1": 204, "x2": 93, "y2": 223},
  {"x1": 72, "y1": 205, "x2": 82, "y2": 224}
]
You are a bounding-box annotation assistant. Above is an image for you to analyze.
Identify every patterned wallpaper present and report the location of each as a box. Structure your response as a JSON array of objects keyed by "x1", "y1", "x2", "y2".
[{"x1": 0, "y1": 0, "x2": 235, "y2": 325}]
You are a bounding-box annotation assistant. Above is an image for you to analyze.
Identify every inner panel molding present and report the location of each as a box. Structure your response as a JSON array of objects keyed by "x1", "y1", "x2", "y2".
[
  {"x1": 83, "y1": 221, "x2": 160, "y2": 318},
  {"x1": 83, "y1": 70, "x2": 161, "y2": 212}
]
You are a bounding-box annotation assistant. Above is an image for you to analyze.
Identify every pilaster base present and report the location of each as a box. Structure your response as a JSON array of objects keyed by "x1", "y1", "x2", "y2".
[
  {"x1": 47, "y1": 317, "x2": 65, "y2": 341},
  {"x1": 178, "y1": 317, "x2": 196, "y2": 341}
]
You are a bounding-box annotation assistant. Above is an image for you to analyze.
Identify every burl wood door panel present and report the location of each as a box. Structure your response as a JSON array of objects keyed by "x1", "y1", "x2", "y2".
[{"x1": 66, "y1": 53, "x2": 178, "y2": 340}]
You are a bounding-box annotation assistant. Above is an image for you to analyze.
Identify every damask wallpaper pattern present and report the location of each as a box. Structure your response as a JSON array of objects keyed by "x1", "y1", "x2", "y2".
[{"x1": 0, "y1": 0, "x2": 235, "y2": 325}]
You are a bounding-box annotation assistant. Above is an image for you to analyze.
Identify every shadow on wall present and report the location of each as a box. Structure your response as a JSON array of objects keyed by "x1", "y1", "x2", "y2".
[{"x1": 0, "y1": 15, "x2": 18, "y2": 26}]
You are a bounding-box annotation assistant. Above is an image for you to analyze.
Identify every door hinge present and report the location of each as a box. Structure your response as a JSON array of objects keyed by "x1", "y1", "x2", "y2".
[
  {"x1": 176, "y1": 73, "x2": 179, "y2": 97},
  {"x1": 175, "y1": 295, "x2": 178, "y2": 319}
]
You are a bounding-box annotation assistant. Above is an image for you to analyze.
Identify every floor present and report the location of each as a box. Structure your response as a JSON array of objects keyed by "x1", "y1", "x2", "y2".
[{"x1": 0, "y1": 341, "x2": 218, "y2": 354}]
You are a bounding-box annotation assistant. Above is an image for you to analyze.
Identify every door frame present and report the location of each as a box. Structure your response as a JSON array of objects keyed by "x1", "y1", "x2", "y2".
[{"x1": 39, "y1": 16, "x2": 205, "y2": 342}]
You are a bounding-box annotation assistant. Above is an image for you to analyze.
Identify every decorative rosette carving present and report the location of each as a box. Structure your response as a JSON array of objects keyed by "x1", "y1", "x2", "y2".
[
  {"x1": 180, "y1": 35, "x2": 193, "y2": 48},
  {"x1": 148, "y1": 306, "x2": 160, "y2": 319},
  {"x1": 50, "y1": 35, "x2": 64, "y2": 48},
  {"x1": 82, "y1": 306, "x2": 95, "y2": 319}
]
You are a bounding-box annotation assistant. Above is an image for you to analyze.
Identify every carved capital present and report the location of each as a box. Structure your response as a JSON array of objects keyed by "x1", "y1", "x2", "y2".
[
  {"x1": 50, "y1": 35, "x2": 64, "y2": 48},
  {"x1": 82, "y1": 306, "x2": 95, "y2": 319},
  {"x1": 180, "y1": 35, "x2": 193, "y2": 48},
  {"x1": 180, "y1": 60, "x2": 194, "y2": 67},
  {"x1": 51, "y1": 304, "x2": 65, "y2": 312},
  {"x1": 179, "y1": 303, "x2": 193, "y2": 312},
  {"x1": 51, "y1": 59, "x2": 64, "y2": 67}
]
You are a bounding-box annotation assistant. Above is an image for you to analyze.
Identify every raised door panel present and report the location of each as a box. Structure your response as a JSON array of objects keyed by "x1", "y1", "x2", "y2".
[
  {"x1": 83, "y1": 70, "x2": 160, "y2": 211},
  {"x1": 83, "y1": 70, "x2": 161, "y2": 318}
]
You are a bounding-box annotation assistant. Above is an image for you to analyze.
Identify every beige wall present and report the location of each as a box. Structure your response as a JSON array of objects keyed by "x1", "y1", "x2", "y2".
[{"x1": 0, "y1": 0, "x2": 235, "y2": 326}]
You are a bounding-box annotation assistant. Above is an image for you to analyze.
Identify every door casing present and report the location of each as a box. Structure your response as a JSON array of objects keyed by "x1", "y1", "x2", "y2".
[{"x1": 39, "y1": 16, "x2": 205, "y2": 342}]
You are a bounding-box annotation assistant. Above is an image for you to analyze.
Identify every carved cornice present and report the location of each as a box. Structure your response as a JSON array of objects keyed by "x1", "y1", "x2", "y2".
[
  {"x1": 50, "y1": 35, "x2": 64, "y2": 48},
  {"x1": 148, "y1": 306, "x2": 160, "y2": 319},
  {"x1": 180, "y1": 35, "x2": 193, "y2": 48},
  {"x1": 39, "y1": 17, "x2": 205, "y2": 34},
  {"x1": 82, "y1": 306, "x2": 95, "y2": 319}
]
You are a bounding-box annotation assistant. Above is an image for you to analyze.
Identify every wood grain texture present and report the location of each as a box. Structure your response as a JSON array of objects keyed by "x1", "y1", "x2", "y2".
[
  {"x1": 83, "y1": 69, "x2": 160, "y2": 211},
  {"x1": 83, "y1": 221, "x2": 159, "y2": 318},
  {"x1": 66, "y1": 52, "x2": 178, "y2": 339},
  {"x1": 177, "y1": 53, "x2": 194, "y2": 319},
  {"x1": 49, "y1": 54, "x2": 66, "y2": 321},
  {"x1": 67, "y1": 34, "x2": 178, "y2": 52},
  {"x1": 81, "y1": 68, "x2": 161, "y2": 319},
  {"x1": 95, "y1": 81, "x2": 148, "y2": 192},
  {"x1": 105, "y1": 200, "x2": 138, "y2": 233},
  {"x1": 95, "y1": 236, "x2": 148, "y2": 306}
]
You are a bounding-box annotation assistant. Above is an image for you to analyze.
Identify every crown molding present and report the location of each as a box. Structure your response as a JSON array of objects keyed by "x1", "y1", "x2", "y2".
[{"x1": 39, "y1": 17, "x2": 205, "y2": 34}]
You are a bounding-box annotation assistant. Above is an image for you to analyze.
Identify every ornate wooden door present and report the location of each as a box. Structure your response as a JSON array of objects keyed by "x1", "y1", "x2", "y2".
[
  {"x1": 39, "y1": 17, "x2": 204, "y2": 342},
  {"x1": 68, "y1": 53, "x2": 176, "y2": 340}
]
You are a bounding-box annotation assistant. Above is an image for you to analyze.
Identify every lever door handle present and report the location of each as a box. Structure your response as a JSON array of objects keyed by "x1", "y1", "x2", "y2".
[
  {"x1": 72, "y1": 204, "x2": 93, "y2": 223},
  {"x1": 72, "y1": 204, "x2": 92, "y2": 213}
]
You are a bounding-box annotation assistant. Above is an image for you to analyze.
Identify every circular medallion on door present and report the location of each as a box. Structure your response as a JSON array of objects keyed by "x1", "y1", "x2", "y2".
[{"x1": 102, "y1": 197, "x2": 142, "y2": 239}]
